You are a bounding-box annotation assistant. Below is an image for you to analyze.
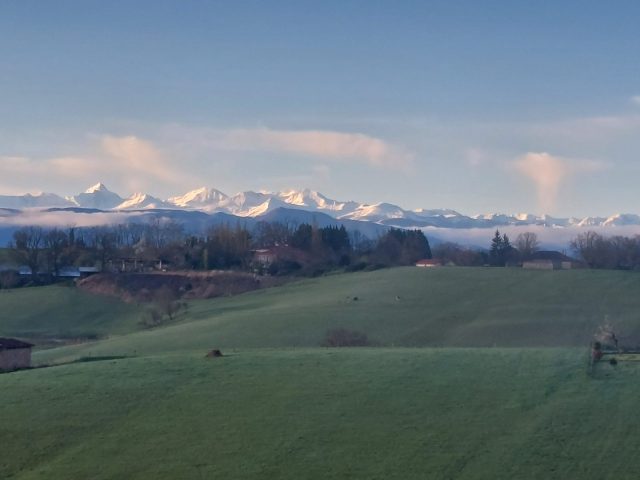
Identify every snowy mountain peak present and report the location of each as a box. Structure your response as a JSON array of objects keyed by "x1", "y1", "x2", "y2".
[
  {"x1": 69, "y1": 183, "x2": 123, "y2": 209},
  {"x1": 84, "y1": 182, "x2": 110, "y2": 194},
  {"x1": 168, "y1": 187, "x2": 228, "y2": 209},
  {"x1": 1, "y1": 184, "x2": 640, "y2": 231},
  {"x1": 0, "y1": 192, "x2": 75, "y2": 209},
  {"x1": 279, "y1": 189, "x2": 326, "y2": 207},
  {"x1": 116, "y1": 193, "x2": 169, "y2": 210},
  {"x1": 276, "y1": 188, "x2": 360, "y2": 215}
]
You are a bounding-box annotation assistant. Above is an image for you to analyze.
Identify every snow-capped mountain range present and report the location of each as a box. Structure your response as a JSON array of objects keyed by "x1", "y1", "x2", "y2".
[{"x1": 1, "y1": 182, "x2": 639, "y2": 229}]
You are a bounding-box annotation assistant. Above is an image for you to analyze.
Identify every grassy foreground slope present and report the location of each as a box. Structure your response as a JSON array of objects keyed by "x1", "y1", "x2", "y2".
[
  {"x1": 36, "y1": 267, "x2": 640, "y2": 363},
  {"x1": 0, "y1": 285, "x2": 144, "y2": 340},
  {"x1": 1, "y1": 348, "x2": 637, "y2": 480}
]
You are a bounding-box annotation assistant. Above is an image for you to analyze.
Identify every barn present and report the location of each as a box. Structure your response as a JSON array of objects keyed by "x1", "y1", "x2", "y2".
[
  {"x1": 522, "y1": 251, "x2": 579, "y2": 270},
  {"x1": 0, "y1": 338, "x2": 34, "y2": 372}
]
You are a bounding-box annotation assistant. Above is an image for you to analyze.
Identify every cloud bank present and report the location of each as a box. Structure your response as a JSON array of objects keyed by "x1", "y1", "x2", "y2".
[
  {"x1": 220, "y1": 128, "x2": 413, "y2": 169},
  {"x1": 513, "y1": 152, "x2": 606, "y2": 213},
  {"x1": 160, "y1": 124, "x2": 414, "y2": 170},
  {"x1": 0, "y1": 135, "x2": 193, "y2": 195}
]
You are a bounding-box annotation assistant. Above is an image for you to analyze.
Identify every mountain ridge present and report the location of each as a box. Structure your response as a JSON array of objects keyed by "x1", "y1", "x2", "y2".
[{"x1": 1, "y1": 183, "x2": 638, "y2": 230}]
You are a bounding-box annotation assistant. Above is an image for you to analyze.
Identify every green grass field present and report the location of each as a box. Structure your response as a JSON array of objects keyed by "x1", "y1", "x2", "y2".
[
  {"x1": 2, "y1": 348, "x2": 637, "y2": 479},
  {"x1": 0, "y1": 285, "x2": 144, "y2": 340},
  {"x1": 3, "y1": 267, "x2": 640, "y2": 479},
  {"x1": 24, "y1": 266, "x2": 640, "y2": 364}
]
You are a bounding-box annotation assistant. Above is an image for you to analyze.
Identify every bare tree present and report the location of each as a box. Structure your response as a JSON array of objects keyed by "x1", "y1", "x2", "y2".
[
  {"x1": 515, "y1": 232, "x2": 540, "y2": 260},
  {"x1": 87, "y1": 227, "x2": 117, "y2": 270},
  {"x1": 154, "y1": 285, "x2": 181, "y2": 321},
  {"x1": 10, "y1": 226, "x2": 44, "y2": 279},
  {"x1": 570, "y1": 231, "x2": 604, "y2": 267},
  {"x1": 43, "y1": 228, "x2": 68, "y2": 276}
]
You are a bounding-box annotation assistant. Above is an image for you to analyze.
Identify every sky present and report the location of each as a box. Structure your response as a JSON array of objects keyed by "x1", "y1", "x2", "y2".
[{"x1": 1, "y1": 0, "x2": 639, "y2": 217}]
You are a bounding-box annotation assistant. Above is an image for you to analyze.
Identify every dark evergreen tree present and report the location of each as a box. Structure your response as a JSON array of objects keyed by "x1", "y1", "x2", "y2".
[
  {"x1": 291, "y1": 224, "x2": 313, "y2": 251},
  {"x1": 373, "y1": 228, "x2": 431, "y2": 266},
  {"x1": 502, "y1": 234, "x2": 511, "y2": 252},
  {"x1": 489, "y1": 229, "x2": 505, "y2": 266}
]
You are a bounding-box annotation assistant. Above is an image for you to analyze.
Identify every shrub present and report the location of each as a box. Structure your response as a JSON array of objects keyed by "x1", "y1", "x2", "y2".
[
  {"x1": 345, "y1": 261, "x2": 367, "y2": 272},
  {"x1": 268, "y1": 260, "x2": 302, "y2": 276},
  {"x1": 322, "y1": 328, "x2": 370, "y2": 347},
  {"x1": 139, "y1": 308, "x2": 163, "y2": 328}
]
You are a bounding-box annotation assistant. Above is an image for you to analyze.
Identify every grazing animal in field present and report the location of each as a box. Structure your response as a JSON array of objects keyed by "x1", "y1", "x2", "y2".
[{"x1": 205, "y1": 349, "x2": 223, "y2": 358}]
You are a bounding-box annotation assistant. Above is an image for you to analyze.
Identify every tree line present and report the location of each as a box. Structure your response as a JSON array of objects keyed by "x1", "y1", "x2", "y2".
[
  {"x1": 571, "y1": 231, "x2": 640, "y2": 270},
  {"x1": 5, "y1": 220, "x2": 640, "y2": 288},
  {"x1": 435, "y1": 229, "x2": 640, "y2": 270},
  {"x1": 430, "y1": 230, "x2": 542, "y2": 267},
  {"x1": 2, "y1": 221, "x2": 432, "y2": 285}
]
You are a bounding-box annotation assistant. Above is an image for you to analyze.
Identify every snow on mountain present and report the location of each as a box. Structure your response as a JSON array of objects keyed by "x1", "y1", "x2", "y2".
[
  {"x1": 339, "y1": 202, "x2": 407, "y2": 222},
  {"x1": 219, "y1": 191, "x2": 273, "y2": 215},
  {"x1": 514, "y1": 213, "x2": 538, "y2": 222},
  {"x1": 413, "y1": 208, "x2": 462, "y2": 217},
  {"x1": 115, "y1": 193, "x2": 172, "y2": 210},
  {"x1": 223, "y1": 192, "x2": 295, "y2": 217},
  {"x1": 576, "y1": 216, "x2": 608, "y2": 227},
  {"x1": 86, "y1": 182, "x2": 108, "y2": 194},
  {"x1": 2, "y1": 184, "x2": 640, "y2": 231},
  {"x1": 167, "y1": 187, "x2": 229, "y2": 210},
  {"x1": 277, "y1": 189, "x2": 361, "y2": 216},
  {"x1": 0, "y1": 192, "x2": 74, "y2": 209},
  {"x1": 242, "y1": 198, "x2": 291, "y2": 217},
  {"x1": 68, "y1": 183, "x2": 124, "y2": 209},
  {"x1": 603, "y1": 214, "x2": 640, "y2": 227}
]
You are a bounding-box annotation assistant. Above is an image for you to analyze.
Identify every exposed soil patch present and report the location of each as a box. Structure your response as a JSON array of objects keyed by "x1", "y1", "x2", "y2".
[{"x1": 78, "y1": 271, "x2": 283, "y2": 303}]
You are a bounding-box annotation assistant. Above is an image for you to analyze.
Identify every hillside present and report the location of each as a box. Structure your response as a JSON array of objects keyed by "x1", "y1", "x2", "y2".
[
  {"x1": 2, "y1": 348, "x2": 638, "y2": 479},
  {"x1": 4, "y1": 267, "x2": 640, "y2": 479},
  {"x1": 33, "y1": 267, "x2": 640, "y2": 364},
  {"x1": 0, "y1": 285, "x2": 145, "y2": 341}
]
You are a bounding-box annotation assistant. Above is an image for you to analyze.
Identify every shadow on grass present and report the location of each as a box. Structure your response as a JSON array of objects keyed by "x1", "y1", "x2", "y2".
[{"x1": 11, "y1": 355, "x2": 134, "y2": 373}]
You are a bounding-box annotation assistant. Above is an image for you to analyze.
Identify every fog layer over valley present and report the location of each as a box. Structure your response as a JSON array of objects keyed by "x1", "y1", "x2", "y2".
[{"x1": 2, "y1": 183, "x2": 640, "y2": 249}]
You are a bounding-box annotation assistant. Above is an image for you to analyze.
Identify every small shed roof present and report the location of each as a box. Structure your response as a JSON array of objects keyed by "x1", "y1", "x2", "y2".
[
  {"x1": 529, "y1": 251, "x2": 576, "y2": 262},
  {"x1": 0, "y1": 338, "x2": 34, "y2": 350}
]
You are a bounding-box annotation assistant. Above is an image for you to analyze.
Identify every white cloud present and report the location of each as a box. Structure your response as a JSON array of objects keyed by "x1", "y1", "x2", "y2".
[
  {"x1": 99, "y1": 135, "x2": 189, "y2": 191},
  {"x1": 222, "y1": 128, "x2": 413, "y2": 169},
  {"x1": 513, "y1": 152, "x2": 606, "y2": 213},
  {"x1": 0, "y1": 155, "x2": 92, "y2": 193},
  {"x1": 160, "y1": 125, "x2": 414, "y2": 170},
  {"x1": 0, "y1": 135, "x2": 194, "y2": 195}
]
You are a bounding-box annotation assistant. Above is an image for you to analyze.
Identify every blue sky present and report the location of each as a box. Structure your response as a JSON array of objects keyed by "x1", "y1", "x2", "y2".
[{"x1": 1, "y1": 0, "x2": 639, "y2": 216}]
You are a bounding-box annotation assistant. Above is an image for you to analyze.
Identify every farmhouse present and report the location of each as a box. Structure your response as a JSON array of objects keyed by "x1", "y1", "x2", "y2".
[
  {"x1": 522, "y1": 251, "x2": 578, "y2": 270},
  {"x1": 0, "y1": 338, "x2": 34, "y2": 372},
  {"x1": 253, "y1": 248, "x2": 278, "y2": 265},
  {"x1": 415, "y1": 258, "x2": 442, "y2": 268},
  {"x1": 105, "y1": 258, "x2": 167, "y2": 273},
  {"x1": 522, "y1": 259, "x2": 555, "y2": 270},
  {"x1": 252, "y1": 246, "x2": 309, "y2": 267},
  {"x1": 17, "y1": 265, "x2": 101, "y2": 279}
]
